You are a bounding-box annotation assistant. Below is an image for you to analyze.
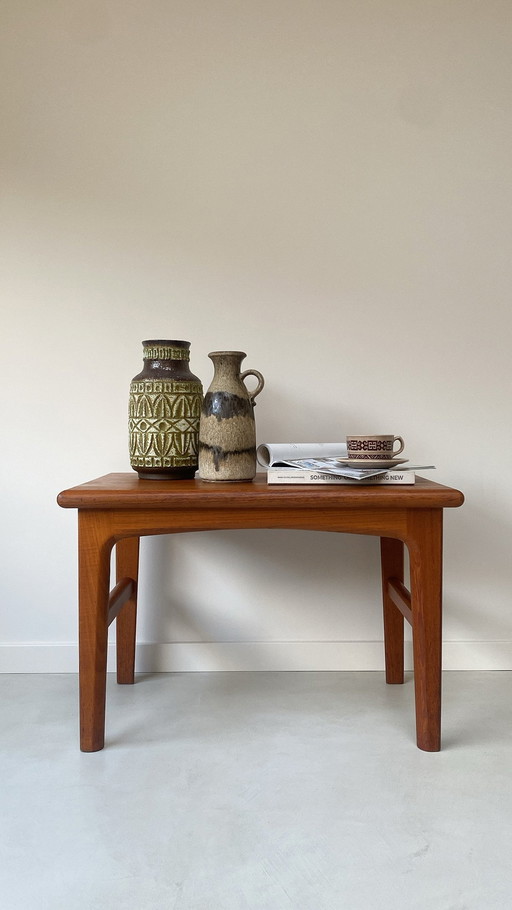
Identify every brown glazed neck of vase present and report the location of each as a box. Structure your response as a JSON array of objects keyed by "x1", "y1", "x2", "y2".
[{"x1": 133, "y1": 340, "x2": 200, "y2": 382}]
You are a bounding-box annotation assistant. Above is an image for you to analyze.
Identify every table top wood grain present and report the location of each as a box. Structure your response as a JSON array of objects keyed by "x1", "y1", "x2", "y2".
[{"x1": 58, "y1": 473, "x2": 464, "y2": 511}]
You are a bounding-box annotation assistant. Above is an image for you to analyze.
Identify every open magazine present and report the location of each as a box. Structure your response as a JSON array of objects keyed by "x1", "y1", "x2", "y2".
[
  {"x1": 256, "y1": 442, "x2": 434, "y2": 480},
  {"x1": 278, "y1": 457, "x2": 395, "y2": 480},
  {"x1": 256, "y1": 443, "x2": 385, "y2": 478}
]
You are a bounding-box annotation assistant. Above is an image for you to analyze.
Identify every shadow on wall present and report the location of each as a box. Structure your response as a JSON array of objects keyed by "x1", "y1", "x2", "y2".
[{"x1": 135, "y1": 525, "x2": 382, "y2": 657}]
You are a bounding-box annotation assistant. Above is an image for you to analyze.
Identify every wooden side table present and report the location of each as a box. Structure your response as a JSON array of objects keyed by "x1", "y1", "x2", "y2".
[{"x1": 57, "y1": 474, "x2": 464, "y2": 752}]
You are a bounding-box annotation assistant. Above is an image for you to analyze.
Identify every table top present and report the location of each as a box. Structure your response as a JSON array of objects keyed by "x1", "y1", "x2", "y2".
[{"x1": 57, "y1": 473, "x2": 464, "y2": 511}]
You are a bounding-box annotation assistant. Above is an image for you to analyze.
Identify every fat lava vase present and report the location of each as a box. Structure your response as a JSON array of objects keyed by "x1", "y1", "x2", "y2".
[
  {"x1": 129, "y1": 340, "x2": 203, "y2": 479},
  {"x1": 198, "y1": 351, "x2": 264, "y2": 481}
]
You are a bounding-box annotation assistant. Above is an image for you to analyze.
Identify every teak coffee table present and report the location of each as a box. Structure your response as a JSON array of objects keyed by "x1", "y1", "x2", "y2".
[{"x1": 57, "y1": 473, "x2": 464, "y2": 752}]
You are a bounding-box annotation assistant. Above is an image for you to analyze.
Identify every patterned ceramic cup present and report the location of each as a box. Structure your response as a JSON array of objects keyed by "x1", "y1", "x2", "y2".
[{"x1": 346, "y1": 434, "x2": 405, "y2": 460}]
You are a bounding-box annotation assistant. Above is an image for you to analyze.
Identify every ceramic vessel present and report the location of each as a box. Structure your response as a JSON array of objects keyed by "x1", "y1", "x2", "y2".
[
  {"x1": 198, "y1": 351, "x2": 264, "y2": 481},
  {"x1": 129, "y1": 339, "x2": 203, "y2": 479}
]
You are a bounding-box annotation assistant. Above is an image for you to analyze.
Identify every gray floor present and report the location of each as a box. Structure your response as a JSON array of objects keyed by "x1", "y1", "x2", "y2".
[{"x1": 1, "y1": 672, "x2": 512, "y2": 909}]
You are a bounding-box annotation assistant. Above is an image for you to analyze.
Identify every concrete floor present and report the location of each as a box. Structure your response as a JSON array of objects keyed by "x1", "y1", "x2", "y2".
[{"x1": 1, "y1": 671, "x2": 512, "y2": 909}]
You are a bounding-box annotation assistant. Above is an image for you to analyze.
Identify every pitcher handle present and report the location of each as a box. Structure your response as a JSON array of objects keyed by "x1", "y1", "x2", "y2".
[{"x1": 241, "y1": 369, "x2": 265, "y2": 404}]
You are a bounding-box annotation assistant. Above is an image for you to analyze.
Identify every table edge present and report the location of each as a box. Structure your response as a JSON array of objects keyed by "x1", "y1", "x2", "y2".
[{"x1": 57, "y1": 473, "x2": 465, "y2": 511}]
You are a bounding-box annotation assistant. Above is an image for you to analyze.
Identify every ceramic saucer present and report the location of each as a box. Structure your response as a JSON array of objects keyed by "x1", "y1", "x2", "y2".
[{"x1": 337, "y1": 457, "x2": 409, "y2": 468}]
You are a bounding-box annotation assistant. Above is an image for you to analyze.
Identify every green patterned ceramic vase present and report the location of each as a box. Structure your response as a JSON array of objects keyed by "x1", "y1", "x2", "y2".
[{"x1": 129, "y1": 340, "x2": 203, "y2": 480}]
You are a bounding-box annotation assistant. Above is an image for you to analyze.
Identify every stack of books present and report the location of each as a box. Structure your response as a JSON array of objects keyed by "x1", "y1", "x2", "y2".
[{"x1": 257, "y1": 443, "x2": 435, "y2": 486}]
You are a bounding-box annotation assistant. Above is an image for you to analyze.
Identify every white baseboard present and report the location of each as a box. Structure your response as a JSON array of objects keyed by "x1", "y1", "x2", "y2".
[{"x1": 2, "y1": 641, "x2": 512, "y2": 672}]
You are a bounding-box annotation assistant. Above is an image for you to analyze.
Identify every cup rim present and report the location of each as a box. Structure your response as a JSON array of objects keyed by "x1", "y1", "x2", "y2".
[{"x1": 346, "y1": 434, "x2": 396, "y2": 440}]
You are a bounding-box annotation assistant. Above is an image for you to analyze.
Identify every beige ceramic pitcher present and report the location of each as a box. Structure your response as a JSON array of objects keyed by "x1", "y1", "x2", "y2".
[{"x1": 198, "y1": 351, "x2": 264, "y2": 481}]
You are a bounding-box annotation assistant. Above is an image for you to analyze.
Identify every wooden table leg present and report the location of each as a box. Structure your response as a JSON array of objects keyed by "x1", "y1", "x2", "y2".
[
  {"x1": 78, "y1": 512, "x2": 113, "y2": 752},
  {"x1": 116, "y1": 536, "x2": 140, "y2": 684},
  {"x1": 407, "y1": 509, "x2": 443, "y2": 752},
  {"x1": 380, "y1": 536, "x2": 405, "y2": 684}
]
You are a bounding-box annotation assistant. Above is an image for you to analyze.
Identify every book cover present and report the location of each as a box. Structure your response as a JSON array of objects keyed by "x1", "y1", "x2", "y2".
[{"x1": 267, "y1": 468, "x2": 416, "y2": 485}]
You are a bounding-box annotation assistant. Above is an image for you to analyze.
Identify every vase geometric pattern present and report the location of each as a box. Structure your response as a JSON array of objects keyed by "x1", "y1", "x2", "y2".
[
  {"x1": 140, "y1": 344, "x2": 189, "y2": 361},
  {"x1": 129, "y1": 379, "x2": 202, "y2": 469}
]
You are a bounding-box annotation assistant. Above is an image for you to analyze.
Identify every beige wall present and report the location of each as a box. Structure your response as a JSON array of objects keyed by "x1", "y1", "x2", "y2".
[{"x1": 2, "y1": 0, "x2": 512, "y2": 670}]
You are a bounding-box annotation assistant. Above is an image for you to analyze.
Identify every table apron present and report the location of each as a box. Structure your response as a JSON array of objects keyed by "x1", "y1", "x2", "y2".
[{"x1": 78, "y1": 506, "x2": 419, "y2": 542}]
